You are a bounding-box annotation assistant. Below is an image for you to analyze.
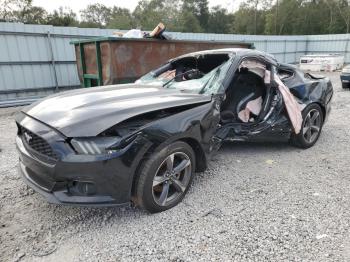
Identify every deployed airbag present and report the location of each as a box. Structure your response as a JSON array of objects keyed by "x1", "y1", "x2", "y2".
[
  {"x1": 274, "y1": 75, "x2": 303, "y2": 134},
  {"x1": 238, "y1": 96, "x2": 263, "y2": 122}
]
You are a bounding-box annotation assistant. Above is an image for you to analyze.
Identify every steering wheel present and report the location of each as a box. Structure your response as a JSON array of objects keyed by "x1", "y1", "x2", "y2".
[{"x1": 184, "y1": 69, "x2": 204, "y2": 80}]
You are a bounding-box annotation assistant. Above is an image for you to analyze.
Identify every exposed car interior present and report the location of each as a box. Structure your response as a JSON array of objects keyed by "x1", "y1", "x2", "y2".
[
  {"x1": 154, "y1": 56, "x2": 277, "y2": 127},
  {"x1": 153, "y1": 53, "x2": 230, "y2": 82},
  {"x1": 140, "y1": 53, "x2": 304, "y2": 137},
  {"x1": 220, "y1": 59, "x2": 272, "y2": 125}
]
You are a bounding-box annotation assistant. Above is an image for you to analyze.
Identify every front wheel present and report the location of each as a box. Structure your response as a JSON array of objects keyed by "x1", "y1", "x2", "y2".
[
  {"x1": 134, "y1": 141, "x2": 195, "y2": 213},
  {"x1": 291, "y1": 103, "x2": 323, "y2": 149}
]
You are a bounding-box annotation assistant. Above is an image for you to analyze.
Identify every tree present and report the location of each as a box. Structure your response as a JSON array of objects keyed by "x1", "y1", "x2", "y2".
[
  {"x1": 107, "y1": 7, "x2": 134, "y2": 29},
  {"x1": 133, "y1": 0, "x2": 182, "y2": 31},
  {"x1": 19, "y1": 5, "x2": 47, "y2": 24},
  {"x1": 80, "y1": 3, "x2": 112, "y2": 28},
  {"x1": 336, "y1": 0, "x2": 350, "y2": 33},
  {"x1": 46, "y1": 7, "x2": 78, "y2": 27},
  {"x1": 234, "y1": 2, "x2": 266, "y2": 34},
  {"x1": 0, "y1": 0, "x2": 16, "y2": 21},
  {"x1": 133, "y1": 0, "x2": 162, "y2": 30},
  {"x1": 0, "y1": 0, "x2": 48, "y2": 24},
  {"x1": 207, "y1": 6, "x2": 234, "y2": 34},
  {"x1": 179, "y1": 11, "x2": 202, "y2": 32},
  {"x1": 181, "y1": 0, "x2": 209, "y2": 31},
  {"x1": 2, "y1": 0, "x2": 350, "y2": 35},
  {"x1": 269, "y1": 0, "x2": 299, "y2": 35}
]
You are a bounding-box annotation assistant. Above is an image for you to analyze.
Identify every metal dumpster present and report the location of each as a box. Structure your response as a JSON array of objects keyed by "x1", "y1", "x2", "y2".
[{"x1": 71, "y1": 37, "x2": 253, "y2": 87}]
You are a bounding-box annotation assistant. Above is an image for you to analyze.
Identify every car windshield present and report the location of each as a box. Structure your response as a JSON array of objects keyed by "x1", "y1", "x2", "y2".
[{"x1": 136, "y1": 53, "x2": 234, "y2": 95}]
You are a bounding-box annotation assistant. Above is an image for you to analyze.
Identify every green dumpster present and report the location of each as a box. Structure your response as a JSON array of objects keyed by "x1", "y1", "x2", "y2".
[{"x1": 71, "y1": 37, "x2": 254, "y2": 88}]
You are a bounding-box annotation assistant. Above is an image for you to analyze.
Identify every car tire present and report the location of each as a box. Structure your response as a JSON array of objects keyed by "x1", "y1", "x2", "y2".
[
  {"x1": 134, "y1": 141, "x2": 195, "y2": 213},
  {"x1": 291, "y1": 103, "x2": 324, "y2": 149},
  {"x1": 342, "y1": 82, "x2": 349, "y2": 89}
]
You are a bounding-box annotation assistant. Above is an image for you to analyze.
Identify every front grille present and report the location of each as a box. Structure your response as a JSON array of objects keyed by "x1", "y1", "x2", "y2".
[{"x1": 19, "y1": 126, "x2": 59, "y2": 161}]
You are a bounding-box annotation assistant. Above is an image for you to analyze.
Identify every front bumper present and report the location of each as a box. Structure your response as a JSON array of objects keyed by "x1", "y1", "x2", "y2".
[
  {"x1": 19, "y1": 160, "x2": 124, "y2": 206},
  {"x1": 16, "y1": 115, "x2": 149, "y2": 207}
]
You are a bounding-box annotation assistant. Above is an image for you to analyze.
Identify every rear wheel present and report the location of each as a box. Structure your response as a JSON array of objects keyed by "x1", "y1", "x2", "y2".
[
  {"x1": 134, "y1": 141, "x2": 195, "y2": 213},
  {"x1": 342, "y1": 82, "x2": 350, "y2": 89},
  {"x1": 291, "y1": 103, "x2": 323, "y2": 149}
]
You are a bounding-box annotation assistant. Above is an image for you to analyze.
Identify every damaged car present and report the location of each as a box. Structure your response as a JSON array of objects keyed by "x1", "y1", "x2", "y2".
[
  {"x1": 341, "y1": 64, "x2": 350, "y2": 89},
  {"x1": 15, "y1": 48, "x2": 333, "y2": 213}
]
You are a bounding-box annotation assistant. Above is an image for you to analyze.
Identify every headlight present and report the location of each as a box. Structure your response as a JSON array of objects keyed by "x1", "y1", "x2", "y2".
[{"x1": 71, "y1": 137, "x2": 121, "y2": 155}]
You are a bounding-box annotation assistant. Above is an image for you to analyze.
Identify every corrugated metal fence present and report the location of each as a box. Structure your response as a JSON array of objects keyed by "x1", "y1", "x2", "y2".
[
  {"x1": 0, "y1": 22, "x2": 349, "y2": 106},
  {"x1": 0, "y1": 23, "x2": 118, "y2": 106}
]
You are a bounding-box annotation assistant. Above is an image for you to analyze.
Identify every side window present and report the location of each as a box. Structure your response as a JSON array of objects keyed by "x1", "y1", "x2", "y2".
[{"x1": 277, "y1": 68, "x2": 294, "y2": 80}]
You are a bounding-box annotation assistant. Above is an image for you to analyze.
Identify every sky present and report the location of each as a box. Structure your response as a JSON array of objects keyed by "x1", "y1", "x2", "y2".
[{"x1": 32, "y1": 0, "x2": 242, "y2": 14}]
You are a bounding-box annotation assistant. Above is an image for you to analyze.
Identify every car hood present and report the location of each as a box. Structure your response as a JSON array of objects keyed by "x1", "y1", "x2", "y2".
[{"x1": 22, "y1": 84, "x2": 211, "y2": 137}]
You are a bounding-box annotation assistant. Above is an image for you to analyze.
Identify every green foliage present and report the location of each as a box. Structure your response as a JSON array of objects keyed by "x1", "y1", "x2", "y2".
[
  {"x1": 234, "y1": 3, "x2": 266, "y2": 34},
  {"x1": 234, "y1": 0, "x2": 350, "y2": 35},
  {"x1": 182, "y1": 0, "x2": 209, "y2": 30},
  {"x1": 1, "y1": 0, "x2": 350, "y2": 35},
  {"x1": 80, "y1": 4, "x2": 112, "y2": 28},
  {"x1": 207, "y1": 6, "x2": 234, "y2": 34},
  {"x1": 46, "y1": 7, "x2": 78, "y2": 27},
  {"x1": 179, "y1": 11, "x2": 203, "y2": 32},
  {"x1": 107, "y1": 7, "x2": 134, "y2": 30},
  {"x1": 15, "y1": 5, "x2": 47, "y2": 24},
  {"x1": 0, "y1": 0, "x2": 47, "y2": 23},
  {"x1": 79, "y1": 5, "x2": 135, "y2": 29},
  {"x1": 133, "y1": 0, "x2": 168, "y2": 30},
  {"x1": 133, "y1": 0, "x2": 182, "y2": 31}
]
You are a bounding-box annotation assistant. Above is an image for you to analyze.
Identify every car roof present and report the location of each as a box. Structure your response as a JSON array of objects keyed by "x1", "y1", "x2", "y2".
[{"x1": 172, "y1": 48, "x2": 277, "y2": 64}]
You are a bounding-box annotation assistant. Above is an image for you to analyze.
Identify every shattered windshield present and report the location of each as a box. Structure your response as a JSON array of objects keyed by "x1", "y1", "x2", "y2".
[{"x1": 136, "y1": 53, "x2": 234, "y2": 95}]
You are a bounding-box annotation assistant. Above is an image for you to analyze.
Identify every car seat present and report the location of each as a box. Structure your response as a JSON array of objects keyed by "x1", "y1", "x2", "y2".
[{"x1": 221, "y1": 69, "x2": 265, "y2": 124}]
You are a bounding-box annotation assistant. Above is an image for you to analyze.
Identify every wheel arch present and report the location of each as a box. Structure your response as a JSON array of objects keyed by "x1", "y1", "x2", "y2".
[
  {"x1": 178, "y1": 137, "x2": 207, "y2": 173},
  {"x1": 130, "y1": 136, "x2": 207, "y2": 198},
  {"x1": 315, "y1": 102, "x2": 326, "y2": 121},
  {"x1": 304, "y1": 101, "x2": 326, "y2": 122}
]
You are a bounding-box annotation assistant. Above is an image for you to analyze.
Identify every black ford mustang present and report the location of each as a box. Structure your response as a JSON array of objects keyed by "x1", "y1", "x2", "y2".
[{"x1": 16, "y1": 49, "x2": 333, "y2": 213}]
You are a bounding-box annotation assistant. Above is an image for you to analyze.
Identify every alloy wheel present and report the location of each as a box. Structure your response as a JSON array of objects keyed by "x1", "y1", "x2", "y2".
[
  {"x1": 302, "y1": 109, "x2": 322, "y2": 144},
  {"x1": 152, "y1": 152, "x2": 192, "y2": 206}
]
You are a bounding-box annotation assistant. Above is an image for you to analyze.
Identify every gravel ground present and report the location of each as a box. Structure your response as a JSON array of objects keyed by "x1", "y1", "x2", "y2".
[{"x1": 1, "y1": 72, "x2": 350, "y2": 262}]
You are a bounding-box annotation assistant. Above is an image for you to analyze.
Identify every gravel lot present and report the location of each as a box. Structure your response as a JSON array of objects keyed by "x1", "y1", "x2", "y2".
[{"x1": 1, "y1": 72, "x2": 350, "y2": 262}]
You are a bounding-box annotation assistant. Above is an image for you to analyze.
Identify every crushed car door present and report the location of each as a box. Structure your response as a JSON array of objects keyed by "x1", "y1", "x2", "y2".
[{"x1": 215, "y1": 58, "x2": 295, "y2": 141}]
